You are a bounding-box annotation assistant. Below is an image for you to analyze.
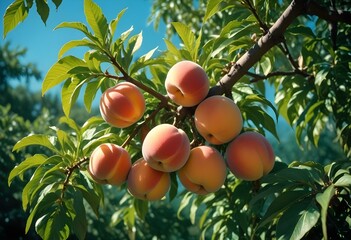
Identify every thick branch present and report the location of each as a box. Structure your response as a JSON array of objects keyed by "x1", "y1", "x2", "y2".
[{"x1": 209, "y1": 0, "x2": 306, "y2": 96}]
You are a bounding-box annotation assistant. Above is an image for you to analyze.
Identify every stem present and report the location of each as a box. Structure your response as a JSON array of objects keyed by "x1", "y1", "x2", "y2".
[
  {"x1": 106, "y1": 56, "x2": 170, "y2": 105},
  {"x1": 247, "y1": 70, "x2": 309, "y2": 83},
  {"x1": 61, "y1": 157, "x2": 89, "y2": 200},
  {"x1": 121, "y1": 103, "x2": 164, "y2": 148}
]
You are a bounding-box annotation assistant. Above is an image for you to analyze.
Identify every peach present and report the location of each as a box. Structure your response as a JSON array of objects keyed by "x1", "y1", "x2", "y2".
[
  {"x1": 225, "y1": 132, "x2": 275, "y2": 181},
  {"x1": 100, "y1": 82, "x2": 145, "y2": 128},
  {"x1": 127, "y1": 158, "x2": 171, "y2": 201},
  {"x1": 165, "y1": 60, "x2": 210, "y2": 107},
  {"x1": 89, "y1": 143, "x2": 131, "y2": 185},
  {"x1": 194, "y1": 95, "x2": 242, "y2": 145},
  {"x1": 178, "y1": 146, "x2": 227, "y2": 195},
  {"x1": 142, "y1": 124, "x2": 190, "y2": 172}
]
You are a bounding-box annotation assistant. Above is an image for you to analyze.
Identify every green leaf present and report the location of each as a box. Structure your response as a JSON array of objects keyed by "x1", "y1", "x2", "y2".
[
  {"x1": 51, "y1": 0, "x2": 62, "y2": 9},
  {"x1": 204, "y1": 0, "x2": 221, "y2": 22},
  {"x1": 133, "y1": 198, "x2": 149, "y2": 220},
  {"x1": 26, "y1": 191, "x2": 60, "y2": 233},
  {"x1": 35, "y1": 0, "x2": 49, "y2": 24},
  {"x1": 84, "y1": 0, "x2": 108, "y2": 42},
  {"x1": 13, "y1": 134, "x2": 57, "y2": 152},
  {"x1": 109, "y1": 8, "x2": 127, "y2": 38},
  {"x1": 58, "y1": 39, "x2": 95, "y2": 59},
  {"x1": 61, "y1": 76, "x2": 88, "y2": 116},
  {"x1": 177, "y1": 192, "x2": 193, "y2": 219},
  {"x1": 316, "y1": 185, "x2": 335, "y2": 240},
  {"x1": 84, "y1": 77, "x2": 104, "y2": 112},
  {"x1": 42, "y1": 56, "x2": 87, "y2": 95},
  {"x1": 3, "y1": 0, "x2": 29, "y2": 38},
  {"x1": 334, "y1": 174, "x2": 351, "y2": 187},
  {"x1": 8, "y1": 154, "x2": 46, "y2": 186},
  {"x1": 258, "y1": 189, "x2": 312, "y2": 229},
  {"x1": 276, "y1": 199, "x2": 320, "y2": 240},
  {"x1": 172, "y1": 22, "x2": 196, "y2": 60}
]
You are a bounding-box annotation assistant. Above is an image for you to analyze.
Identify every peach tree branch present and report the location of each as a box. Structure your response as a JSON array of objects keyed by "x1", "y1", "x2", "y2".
[{"x1": 209, "y1": 0, "x2": 351, "y2": 96}]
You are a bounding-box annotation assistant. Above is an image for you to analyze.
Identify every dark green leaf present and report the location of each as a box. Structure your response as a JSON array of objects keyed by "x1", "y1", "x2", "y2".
[
  {"x1": 35, "y1": 0, "x2": 49, "y2": 24},
  {"x1": 51, "y1": 0, "x2": 62, "y2": 9},
  {"x1": 276, "y1": 198, "x2": 320, "y2": 240},
  {"x1": 316, "y1": 185, "x2": 335, "y2": 240},
  {"x1": 133, "y1": 198, "x2": 149, "y2": 220}
]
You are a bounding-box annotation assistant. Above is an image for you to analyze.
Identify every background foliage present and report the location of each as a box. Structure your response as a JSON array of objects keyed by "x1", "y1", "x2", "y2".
[{"x1": 2, "y1": 0, "x2": 351, "y2": 239}]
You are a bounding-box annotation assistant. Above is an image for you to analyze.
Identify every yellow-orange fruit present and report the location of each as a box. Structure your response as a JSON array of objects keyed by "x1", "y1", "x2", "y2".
[
  {"x1": 100, "y1": 82, "x2": 145, "y2": 128},
  {"x1": 178, "y1": 146, "x2": 227, "y2": 195},
  {"x1": 127, "y1": 158, "x2": 171, "y2": 201},
  {"x1": 195, "y1": 95, "x2": 242, "y2": 145},
  {"x1": 226, "y1": 132, "x2": 275, "y2": 181},
  {"x1": 165, "y1": 60, "x2": 209, "y2": 107},
  {"x1": 89, "y1": 143, "x2": 131, "y2": 185},
  {"x1": 142, "y1": 124, "x2": 190, "y2": 172}
]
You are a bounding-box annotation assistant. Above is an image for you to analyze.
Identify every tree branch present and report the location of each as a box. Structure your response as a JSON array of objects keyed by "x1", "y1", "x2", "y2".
[{"x1": 209, "y1": 0, "x2": 306, "y2": 96}]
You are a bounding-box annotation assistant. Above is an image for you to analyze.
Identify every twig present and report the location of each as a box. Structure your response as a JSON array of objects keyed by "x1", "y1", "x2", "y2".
[
  {"x1": 247, "y1": 70, "x2": 308, "y2": 83},
  {"x1": 121, "y1": 103, "x2": 164, "y2": 148},
  {"x1": 61, "y1": 157, "x2": 90, "y2": 200}
]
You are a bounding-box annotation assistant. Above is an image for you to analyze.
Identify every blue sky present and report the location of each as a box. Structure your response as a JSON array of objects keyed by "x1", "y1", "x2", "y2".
[{"x1": 1, "y1": 0, "x2": 168, "y2": 91}]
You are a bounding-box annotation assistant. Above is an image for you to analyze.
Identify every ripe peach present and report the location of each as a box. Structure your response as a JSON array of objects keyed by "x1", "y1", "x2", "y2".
[
  {"x1": 100, "y1": 82, "x2": 145, "y2": 128},
  {"x1": 142, "y1": 124, "x2": 190, "y2": 172},
  {"x1": 225, "y1": 132, "x2": 275, "y2": 181},
  {"x1": 89, "y1": 143, "x2": 131, "y2": 185},
  {"x1": 178, "y1": 146, "x2": 227, "y2": 195},
  {"x1": 165, "y1": 60, "x2": 209, "y2": 107},
  {"x1": 127, "y1": 158, "x2": 171, "y2": 201},
  {"x1": 194, "y1": 95, "x2": 242, "y2": 145}
]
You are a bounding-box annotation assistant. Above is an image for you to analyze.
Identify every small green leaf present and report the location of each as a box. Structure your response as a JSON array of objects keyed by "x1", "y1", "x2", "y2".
[
  {"x1": 334, "y1": 174, "x2": 351, "y2": 187},
  {"x1": 84, "y1": 78, "x2": 104, "y2": 112},
  {"x1": 61, "y1": 75, "x2": 88, "y2": 116},
  {"x1": 109, "y1": 8, "x2": 127, "y2": 38},
  {"x1": 316, "y1": 185, "x2": 335, "y2": 240},
  {"x1": 13, "y1": 134, "x2": 56, "y2": 152},
  {"x1": 133, "y1": 198, "x2": 149, "y2": 220},
  {"x1": 172, "y1": 22, "x2": 196, "y2": 60},
  {"x1": 8, "y1": 154, "x2": 46, "y2": 186},
  {"x1": 42, "y1": 55, "x2": 87, "y2": 95},
  {"x1": 177, "y1": 192, "x2": 193, "y2": 219},
  {"x1": 84, "y1": 0, "x2": 108, "y2": 42},
  {"x1": 204, "y1": 0, "x2": 221, "y2": 22},
  {"x1": 51, "y1": 0, "x2": 62, "y2": 9},
  {"x1": 35, "y1": 0, "x2": 49, "y2": 24}
]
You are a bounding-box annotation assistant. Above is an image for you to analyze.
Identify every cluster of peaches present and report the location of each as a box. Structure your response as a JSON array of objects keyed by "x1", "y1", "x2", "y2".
[{"x1": 89, "y1": 61, "x2": 275, "y2": 200}]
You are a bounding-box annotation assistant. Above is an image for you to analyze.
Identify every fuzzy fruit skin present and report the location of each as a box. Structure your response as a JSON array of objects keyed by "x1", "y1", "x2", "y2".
[
  {"x1": 225, "y1": 132, "x2": 275, "y2": 181},
  {"x1": 142, "y1": 124, "x2": 190, "y2": 172},
  {"x1": 89, "y1": 143, "x2": 131, "y2": 186},
  {"x1": 195, "y1": 95, "x2": 243, "y2": 145},
  {"x1": 165, "y1": 60, "x2": 209, "y2": 107},
  {"x1": 178, "y1": 146, "x2": 227, "y2": 195},
  {"x1": 127, "y1": 158, "x2": 171, "y2": 201},
  {"x1": 100, "y1": 82, "x2": 145, "y2": 128}
]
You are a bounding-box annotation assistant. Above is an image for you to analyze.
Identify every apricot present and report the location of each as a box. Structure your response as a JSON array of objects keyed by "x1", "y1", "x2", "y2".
[
  {"x1": 225, "y1": 132, "x2": 275, "y2": 181},
  {"x1": 127, "y1": 158, "x2": 171, "y2": 201},
  {"x1": 89, "y1": 143, "x2": 131, "y2": 185},
  {"x1": 142, "y1": 124, "x2": 190, "y2": 172},
  {"x1": 178, "y1": 146, "x2": 227, "y2": 195},
  {"x1": 100, "y1": 82, "x2": 145, "y2": 128},
  {"x1": 165, "y1": 60, "x2": 209, "y2": 107},
  {"x1": 195, "y1": 95, "x2": 242, "y2": 145}
]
